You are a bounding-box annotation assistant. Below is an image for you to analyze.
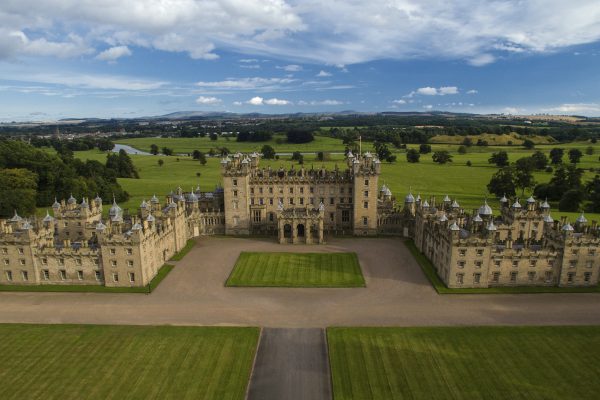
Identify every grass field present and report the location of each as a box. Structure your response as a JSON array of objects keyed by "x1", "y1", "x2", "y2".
[
  {"x1": 170, "y1": 239, "x2": 196, "y2": 261},
  {"x1": 63, "y1": 137, "x2": 600, "y2": 223},
  {"x1": 327, "y1": 326, "x2": 600, "y2": 400},
  {"x1": 0, "y1": 324, "x2": 259, "y2": 400},
  {"x1": 0, "y1": 264, "x2": 175, "y2": 293},
  {"x1": 404, "y1": 240, "x2": 600, "y2": 293},
  {"x1": 226, "y1": 252, "x2": 365, "y2": 287}
]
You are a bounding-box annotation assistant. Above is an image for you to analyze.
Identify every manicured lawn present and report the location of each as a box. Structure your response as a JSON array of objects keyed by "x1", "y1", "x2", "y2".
[
  {"x1": 0, "y1": 264, "x2": 174, "y2": 293},
  {"x1": 0, "y1": 324, "x2": 259, "y2": 400},
  {"x1": 405, "y1": 240, "x2": 600, "y2": 293},
  {"x1": 328, "y1": 326, "x2": 600, "y2": 400},
  {"x1": 226, "y1": 252, "x2": 365, "y2": 287},
  {"x1": 170, "y1": 239, "x2": 196, "y2": 261}
]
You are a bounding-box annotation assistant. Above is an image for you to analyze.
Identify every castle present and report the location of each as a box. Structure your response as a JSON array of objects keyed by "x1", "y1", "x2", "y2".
[{"x1": 0, "y1": 151, "x2": 598, "y2": 289}]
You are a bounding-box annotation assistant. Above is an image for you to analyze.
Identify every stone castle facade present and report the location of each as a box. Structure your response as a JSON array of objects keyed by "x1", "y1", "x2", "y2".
[{"x1": 1, "y1": 151, "x2": 598, "y2": 289}]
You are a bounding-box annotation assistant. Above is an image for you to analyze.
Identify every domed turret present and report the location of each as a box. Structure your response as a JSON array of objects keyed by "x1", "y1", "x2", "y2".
[
  {"x1": 10, "y1": 210, "x2": 22, "y2": 223},
  {"x1": 487, "y1": 221, "x2": 497, "y2": 231},
  {"x1": 576, "y1": 212, "x2": 588, "y2": 225},
  {"x1": 541, "y1": 198, "x2": 550, "y2": 209},
  {"x1": 438, "y1": 212, "x2": 448, "y2": 222},
  {"x1": 512, "y1": 199, "x2": 522, "y2": 209},
  {"x1": 478, "y1": 200, "x2": 493, "y2": 216},
  {"x1": 109, "y1": 198, "x2": 122, "y2": 218},
  {"x1": 42, "y1": 210, "x2": 54, "y2": 224},
  {"x1": 543, "y1": 214, "x2": 554, "y2": 223},
  {"x1": 52, "y1": 198, "x2": 61, "y2": 210},
  {"x1": 499, "y1": 194, "x2": 508, "y2": 204},
  {"x1": 405, "y1": 192, "x2": 415, "y2": 203},
  {"x1": 95, "y1": 221, "x2": 107, "y2": 231},
  {"x1": 67, "y1": 194, "x2": 77, "y2": 205},
  {"x1": 451, "y1": 200, "x2": 460, "y2": 209},
  {"x1": 449, "y1": 222, "x2": 460, "y2": 231}
]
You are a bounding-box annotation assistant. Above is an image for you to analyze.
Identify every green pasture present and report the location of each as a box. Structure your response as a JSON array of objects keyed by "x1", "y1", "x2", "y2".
[
  {"x1": 328, "y1": 326, "x2": 600, "y2": 400},
  {"x1": 0, "y1": 324, "x2": 259, "y2": 400},
  {"x1": 66, "y1": 138, "x2": 600, "y2": 222},
  {"x1": 226, "y1": 252, "x2": 365, "y2": 287}
]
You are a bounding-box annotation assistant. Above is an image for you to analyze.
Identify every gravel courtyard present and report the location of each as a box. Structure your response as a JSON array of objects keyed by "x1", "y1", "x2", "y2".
[{"x1": 1, "y1": 237, "x2": 600, "y2": 328}]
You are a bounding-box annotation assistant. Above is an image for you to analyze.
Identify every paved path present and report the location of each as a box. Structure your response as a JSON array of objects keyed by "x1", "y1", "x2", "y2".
[
  {"x1": 1, "y1": 237, "x2": 600, "y2": 327},
  {"x1": 247, "y1": 328, "x2": 331, "y2": 400}
]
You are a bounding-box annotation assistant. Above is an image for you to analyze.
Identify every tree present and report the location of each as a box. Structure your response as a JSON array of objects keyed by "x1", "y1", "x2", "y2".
[
  {"x1": 192, "y1": 150, "x2": 201, "y2": 160},
  {"x1": 466, "y1": 160, "x2": 472, "y2": 167},
  {"x1": 533, "y1": 165, "x2": 583, "y2": 201},
  {"x1": 209, "y1": 132, "x2": 218, "y2": 141},
  {"x1": 487, "y1": 167, "x2": 516, "y2": 198},
  {"x1": 105, "y1": 150, "x2": 139, "y2": 178},
  {"x1": 586, "y1": 175, "x2": 600, "y2": 212},
  {"x1": 374, "y1": 141, "x2": 392, "y2": 161},
  {"x1": 523, "y1": 139, "x2": 535, "y2": 149},
  {"x1": 432, "y1": 151, "x2": 453, "y2": 164},
  {"x1": 162, "y1": 147, "x2": 174, "y2": 156},
  {"x1": 569, "y1": 148, "x2": 583, "y2": 164},
  {"x1": 462, "y1": 137, "x2": 473, "y2": 147},
  {"x1": 150, "y1": 144, "x2": 159, "y2": 155},
  {"x1": 97, "y1": 138, "x2": 115, "y2": 152},
  {"x1": 558, "y1": 189, "x2": 585, "y2": 212},
  {"x1": 458, "y1": 145, "x2": 467, "y2": 154},
  {"x1": 488, "y1": 151, "x2": 509, "y2": 167},
  {"x1": 158, "y1": 159, "x2": 164, "y2": 167},
  {"x1": 286, "y1": 129, "x2": 314, "y2": 144},
  {"x1": 531, "y1": 150, "x2": 548, "y2": 170},
  {"x1": 291, "y1": 151, "x2": 303, "y2": 164},
  {"x1": 0, "y1": 168, "x2": 38, "y2": 217},
  {"x1": 406, "y1": 149, "x2": 420, "y2": 163},
  {"x1": 549, "y1": 148, "x2": 564, "y2": 164},
  {"x1": 197, "y1": 151, "x2": 207, "y2": 165},
  {"x1": 419, "y1": 144, "x2": 431, "y2": 154},
  {"x1": 316, "y1": 151, "x2": 330, "y2": 161},
  {"x1": 515, "y1": 167, "x2": 536, "y2": 195},
  {"x1": 261, "y1": 145, "x2": 276, "y2": 159},
  {"x1": 586, "y1": 146, "x2": 594, "y2": 155}
]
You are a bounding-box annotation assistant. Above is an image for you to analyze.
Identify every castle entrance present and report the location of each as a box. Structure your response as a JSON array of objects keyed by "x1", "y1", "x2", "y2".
[
  {"x1": 297, "y1": 224, "x2": 305, "y2": 237},
  {"x1": 277, "y1": 208, "x2": 324, "y2": 244}
]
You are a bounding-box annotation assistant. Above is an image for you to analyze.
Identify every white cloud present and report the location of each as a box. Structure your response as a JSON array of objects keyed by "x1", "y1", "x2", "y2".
[
  {"x1": 232, "y1": 101, "x2": 243, "y2": 106},
  {"x1": 297, "y1": 99, "x2": 345, "y2": 106},
  {"x1": 2, "y1": 1, "x2": 600, "y2": 65},
  {"x1": 264, "y1": 98, "x2": 291, "y2": 105},
  {"x1": 239, "y1": 59, "x2": 258, "y2": 63},
  {"x1": 247, "y1": 96, "x2": 264, "y2": 105},
  {"x1": 95, "y1": 46, "x2": 132, "y2": 61},
  {"x1": 467, "y1": 89, "x2": 478, "y2": 94},
  {"x1": 503, "y1": 107, "x2": 520, "y2": 115},
  {"x1": 392, "y1": 99, "x2": 406, "y2": 104},
  {"x1": 545, "y1": 103, "x2": 600, "y2": 115},
  {"x1": 0, "y1": 30, "x2": 93, "y2": 59},
  {"x1": 423, "y1": 105, "x2": 433, "y2": 110},
  {"x1": 195, "y1": 96, "x2": 222, "y2": 105},
  {"x1": 278, "y1": 64, "x2": 302, "y2": 72},
  {"x1": 407, "y1": 86, "x2": 459, "y2": 97},
  {"x1": 196, "y1": 77, "x2": 296, "y2": 91},
  {"x1": 316, "y1": 70, "x2": 332, "y2": 77}
]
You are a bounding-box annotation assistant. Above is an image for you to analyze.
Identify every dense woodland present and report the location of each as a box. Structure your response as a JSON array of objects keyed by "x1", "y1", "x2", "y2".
[{"x1": 0, "y1": 140, "x2": 136, "y2": 217}]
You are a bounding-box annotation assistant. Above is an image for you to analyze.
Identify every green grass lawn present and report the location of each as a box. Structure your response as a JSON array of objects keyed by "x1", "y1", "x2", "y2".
[
  {"x1": 0, "y1": 324, "x2": 259, "y2": 400},
  {"x1": 327, "y1": 326, "x2": 600, "y2": 400},
  {"x1": 0, "y1": 264, "x2": 174, "y2": 293},
  {"x1": 170, "y1": 239, "x2": 196, "y2": 261},
  {"x1": 405, "y1": 240, "x2": 600, "y2": 293},
  {"x1": 226, "y1": 252, "x2": 365, "y2": 287},
  {"x1": 64, "y1": 139, "x2": 600, "y2": 223}
]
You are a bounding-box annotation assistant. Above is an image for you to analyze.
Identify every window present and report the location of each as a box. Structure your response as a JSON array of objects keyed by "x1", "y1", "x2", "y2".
[
  {"x1": 126, "y1": 248, "x2": 133, "y2": 255},
  {"x1": 476, "y1": 249, "x2": 483, "y2": 256},
  {"x1": 310, "y1": 187, "x2": 314, "y2": 194},
  {"x1": 1, "y1": 248, "x2": 6, "y2": 255},
  {"x1": 233, "y1": 216, "x2": 239, "y2": 226},
  {"x1": 112, "y1": 273, "x2": 119, "y2": 282},
  {"x1": 569, "y1": 260, "x2": 577, "y2": 268},
  {"x1": 342, "y1": 210, "x2": 350, "y2": 223},
  {"x1": 348, "y1": 188, "x2": 352, "y2": 195},
  {"x1": 253, "y1": 210, "x2": 261, "y2": 223},
  {"x1": 299, "y1": 198, "x2": 304, "y2": 205},
  {"x1": 289, "y1": 187, "x2": 293, "y2": 194},
  {"x1": 259, "y1": 187, "x2": 263, "y2": 194},
  {"x1": 545, "y1": 271, "x2": 553, "y2": 283},
  {"x1": 571, "y1": 249, "x2": 579, "y2": 255},
  {"x1": 232, "y1": 179, "x2": 237, "y2": 186},
  {"x1": 59, "y1": 270, "x2": 67, "y2": 280},
  {"x1": 64, "y1": 222, "x2": 68, "y2": 227},
  {"x1": 339, "y1": 198, "x2": 344, "y2": 204},
  {"x1": 364, "y1": 179, "x2": 369, "y2": 186},
  {"x1": 363, "y1": 217, "x2": 368, "y2": 226},
  {"x1": 330, "y1": 197, "x2": 334, "y2": 205},
  {"x1": 42, "y1": 270, "x2": 49, "y2": 280},
  {"x1": 340, "y1": 187, "x2": 344, "y2": 194},
  {"x1": 233, "y1": 190, "x2": 238, "y2": 197},
  {"x1": 512, "y1": 260, "x2": 518, "y2": 268},
  {"x1": 111, "y1": 260, "x2": 117, "y2": 267},
  {"x1": 586, "y1": 260, "x2": 593, "y2": 268},
  {"x1": 289, "y1": 198, "x2": 294, "y2": 205},
  {"x1": 94, "y1": 270, "x2": 101, "y2": 281},
  {"x1": 269, "y1": 198, "x2": 274, "y2": 205},
  {"x1": 567, "y1": 272, "x2": 575, "y2": 284},
  {"x1": 492, "y1": 272, "x2": 500, "y2": 283},
  {"x1": 233, "y1": 200, "x2": 239, "y2": 210},
  {"x1": 584, "y1": 272, "x2": 592, "y2": 283},
  {"x1": 510, "y1": 271, "x2": 518, "y2": 283},
  {"x1": 5, "y1": 270, "x2": 13, "y2": 281},
  {"x1": 77, "y1": 270, "x2": 84, "y2": 280},
  {"x1": 528, "y1": 271, "x2": 536, "y2": 281},
  {"x1": 127, "y1": 260, "x2": 134, "y2": 267},
  {"x1": 250, "y1": 188, "x2": 255, "y2": 195},
  {"x1": 269, "y1": 213, "x2": 274, "y2": 222},
  {"x1": 269, "y1": 187, "x2": 273, "y2": 194},
  {"x1": 364, "y1": 190, "x2": 369, "y2": 197},
  {"x1": 588, "y1": 249, "x2": 596, "y2": 256},
  {"x1": 129, "y1": 272, "x2": 135, "y2": 283},
  {"x1": 17, "y1": 248, "x2": 24, "y2": 255},
  {"x1": 475, "y1": 261, "x2": 482, "y2": 268},
  {"x1": 58, "y1": 258, "x2": 64, "y2": 266},
  {"x1": 456, "y1": 273, "x2": 464, "y2": 284},
  {"x1": 473, "y1": 273, "x2": 481, "y2": 284},
  {"x1": 75, "y1": 258, "x2": 82, "y2": 265},
  {"x1": 459, "y1": 249, "x2": 466, "y2": 256},
  {"x1": 110, "y1": 248, "x2": 116, "y2": 255},
  {"x1": 457, "y1": 261, "x2": 465, "y2": 269},
  {"x1": 330, "y1": 213, "x2": 335, "y2": 222},
  {"x1": 21, "y1": 270, "x2": 28, "y2": 281},
  {"x1": 494, "y1": 260, "x2": 501, "y2": 267},
  {"x1": 363, "y1": 201, "x2": 369, "y2": 209},
  {"x1": 94, "y1": 259, "x2": 99, "y2": 265},
  {"x1": 41, "y1": 258, "x2": 48, "y2": 265},
  {"x1": 19, "y1": 259, "x2": 25, "y2": 266}
]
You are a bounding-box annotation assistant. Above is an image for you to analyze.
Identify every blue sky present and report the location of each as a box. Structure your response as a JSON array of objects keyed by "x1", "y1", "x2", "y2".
[{"x1": 1, "y1": 1, "x2": 600, "y2": 121}]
